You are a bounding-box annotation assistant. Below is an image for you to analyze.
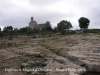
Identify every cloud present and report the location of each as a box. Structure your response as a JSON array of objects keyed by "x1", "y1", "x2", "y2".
[
  {"x1": 0, "y1": 0, "x2": 100, "y2": 29},
  {"x1": 29, "y1": 0, "x2": 60, "y2": 6}
]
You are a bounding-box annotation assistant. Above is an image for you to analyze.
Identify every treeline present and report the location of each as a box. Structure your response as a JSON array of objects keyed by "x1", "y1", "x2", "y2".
[
  {"x1": 0, "y1": 17, "x2": 100, "y2": 38},
  {"x1": 86, "y1": 29, "x2": 100, "y2": 33},
  {"x1": 0, "y1": 20, "x2": 74, "y2": 38},
  {"x1": 0, "y1": 26, "x2": 52, "y2": 38}
]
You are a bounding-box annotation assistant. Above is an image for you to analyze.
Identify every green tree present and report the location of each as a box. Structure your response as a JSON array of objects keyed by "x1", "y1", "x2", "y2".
[
  {"x1": 3, "y1": 26, "x2": 13, "y2": 40},
  {"x1": 33, "y1": 28, "x2": 39, "y2": 33},
  {"x1": 78, "y1": 17, "x2": 90, "y2": 33},
  {"x1": 0, "y1": 27, "x2": 3, "y2": 38},
  {"x1": 57, "y1": 20, "x2": 73, "y2": 32},
  {"x1": 0, "y1": 27, "x2": 1, "y2": 32},
  {"x1": 45, "y1": 21, "x2": 52, "y2": 31},
  {"x1": 53, "y1": 27, "x2": 57, "y2": 33},
  {"x1": 13, "y1": 28, "x2": 19, "y2": 36},
  {"x1": 0, "y1": 32, "x2": 3, "y2": 38},
  {"x1": 19, "y1": 27, "x2": 28, "y2": 34},
  {"x1": 3, "y1": 26, "x2": 13, "y2": 32},
  {"x1": 14, "y1": 28, "x2": 18, "y2": 32}
]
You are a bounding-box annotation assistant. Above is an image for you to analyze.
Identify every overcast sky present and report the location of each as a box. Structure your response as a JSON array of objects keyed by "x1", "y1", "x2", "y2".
[{"x1": 0, "y1": 0, "x2": 100, "y2": 30}]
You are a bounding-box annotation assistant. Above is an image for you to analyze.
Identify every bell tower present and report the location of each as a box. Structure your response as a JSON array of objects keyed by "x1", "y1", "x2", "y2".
[{"x1": 31, "y1": 17, "x2": 33, "y2": 22}]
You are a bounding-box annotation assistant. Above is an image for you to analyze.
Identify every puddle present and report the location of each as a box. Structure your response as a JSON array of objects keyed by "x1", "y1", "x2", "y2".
[
  {"x1": 72, "y1": 60, "x2": 85, "y2": 66},
  {"x1": 81, "y1": 72, "x2": 100, "y2": 75},
  {"x1": 93, "y1": 50, "x2": 100, "y2": 53}
]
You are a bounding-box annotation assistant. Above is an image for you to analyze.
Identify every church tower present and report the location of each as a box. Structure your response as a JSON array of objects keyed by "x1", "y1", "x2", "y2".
[
  {"x1": 29, "y1": 17, "x2": 38, "y2": 29},
  {"x1": 31, "y1": 17, "x2": 33, "y2": 22},
  {"x1": 28, "y1": 17, "x2": 45, "y2": 30}
]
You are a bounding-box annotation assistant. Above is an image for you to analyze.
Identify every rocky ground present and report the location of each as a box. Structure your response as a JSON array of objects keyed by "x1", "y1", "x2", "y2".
[{"x1": 0, "y1": 33, "x2": 100, "y2": 75}]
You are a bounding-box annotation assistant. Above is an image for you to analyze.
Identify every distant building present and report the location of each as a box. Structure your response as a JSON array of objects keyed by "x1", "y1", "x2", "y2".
[{"x1": 29, "y1": 17, "x2": 45, "y2": 30}]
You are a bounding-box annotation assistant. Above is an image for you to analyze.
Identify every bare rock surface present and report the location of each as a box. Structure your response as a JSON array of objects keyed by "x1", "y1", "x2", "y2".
[{"x1": 0, "y1": 34, "x2": 100, "y2": 75}]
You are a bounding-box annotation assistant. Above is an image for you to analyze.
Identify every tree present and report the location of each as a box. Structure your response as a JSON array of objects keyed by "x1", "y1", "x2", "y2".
[
  {"x1": 0, "y1": 32, "x2": 3, "y2": 38},
  {"x1": 19, "y1": 27, "x2": 28, "y2": 34},
  {"x1": 0, "y1": 27, "x2": 1, "y2": 32},
  {"x1": 78, "y1": 17, "x2": 90, "y2": 32},
  {"x1": 57, "y1": 20, "x2": 73, "y2": 32},
  {"x1": 45, "y1": 21, "x2": 52, "y2": 31},
  {"x1": 13, "y1": 28, "x2": 19, "y2": 36},
  {"x1": 33, "y1": 28, "x2": 39, "y2": 33},
  {"x1": 3, "y1": 26, "x2": 13, "y2": 32},
  {"x1": 0, "y1": 27, "x2": 3, "y2": 38},
  {"x1": 3, "y1": 26, "x2": 13, "y2": 40},
  {"x1": 53, "y1": 27, "x2": 57, "y2": 33}
]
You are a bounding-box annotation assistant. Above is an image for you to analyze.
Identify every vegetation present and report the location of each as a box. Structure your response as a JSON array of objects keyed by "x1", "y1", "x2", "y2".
[
  {"x1": 0, "y1": 21, "x2": 53, "y2": 38},
  {"x1": 45, "y1": 21, "x2": 52, "y2": 31},
  {"x1": 0, "y1": 41, "x2": 23, "y2": 49},
  {"x1": 0, "y1": 69, "x2": 7, "y2": 75},
  {"x1": 78, "y1": 17, "x2": 90, "y2": 33},
  {"x1": 1, "y1": 17, "x2": 100, "y2": 38},
  {"x1": 53, "y1": 27, "x2": 57, "y2": 33},
  {"x1": 86, "y1": 29, "x2": 100, "y2": 33},
  {"x1": 57, "y1": 20, "x2": 73, "y2": 32},
  {"x1": 3, "y1": 26, "x2": 13, "y2": 40},
  {"x1": 66, "y1": 30, "x2": 76, "y2": 34},
  {"x1": 60, "y1": 30, "x2": 76, "y2": 35}
]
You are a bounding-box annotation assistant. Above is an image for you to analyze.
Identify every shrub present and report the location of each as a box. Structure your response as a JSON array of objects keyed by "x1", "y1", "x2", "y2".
[
  {"x1": 33, "y1": 36, "x2": 36, "y2": 38},
  {"x1": 8, "y1": 36, "x2": 12, "y2": 40},
  {"x1": 7, "y1": 42, "x2": 13, "y2": 46},
  {"x1": 66, "y1": 30, "x2": 76, "y2": 34},
  {"x1": 86, "y1": 29, "x2": 100, "y2": 33},
  {"x1": 61, "y1": 30, "x2": 66, "y2": 35}
]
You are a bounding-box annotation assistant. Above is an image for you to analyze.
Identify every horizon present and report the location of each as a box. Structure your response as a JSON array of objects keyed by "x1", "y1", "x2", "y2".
[{"x1": 0, "y1": 0, "x2": 100, "y2": 30}]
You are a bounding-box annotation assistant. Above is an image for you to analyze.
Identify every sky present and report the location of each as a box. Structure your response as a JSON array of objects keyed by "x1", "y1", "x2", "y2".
[{"x1": 0, "y1": 0, "x2": 100, "y2": 30}]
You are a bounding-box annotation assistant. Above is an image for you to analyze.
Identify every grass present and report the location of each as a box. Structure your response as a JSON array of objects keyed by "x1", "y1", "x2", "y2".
[
  {"x1": 0, "y1": 69, "x2": 7, "y2": 75},
  {"x1": 0, "y1": 42, "x2": 23, "y2": 49},
  {"x1": 98, "y1": 32, "x2": 100, "y2": 35}
]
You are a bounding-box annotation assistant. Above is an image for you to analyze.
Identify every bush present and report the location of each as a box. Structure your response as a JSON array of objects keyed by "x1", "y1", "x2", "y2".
[
  {"x1": 0, "y1": 32, "x2": 4, "y2": 38},
  {"x1": 86, "y1": 29, "x2": 100, "y2": 33},
  {"x1": 8, "y1": 36, "x2": 12, "y2": 40},
  {"x1": 33, "y1": 36, "x2": 36, "y2": 38},
  {"x1": 61, "y1": 30, "x2": 66, "y2": 35},
  {"x1": 60, "y1": 30, "x2": 76, "y2": 35},
  {"x1": 7, "y1": 42, "x2": 13, "y2": 46},
  {"x1": 66, "y1": 30, "x2": 76, "y2": 34}
]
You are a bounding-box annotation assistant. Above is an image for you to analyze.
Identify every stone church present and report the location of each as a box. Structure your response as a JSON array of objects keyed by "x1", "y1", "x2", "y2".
[{"x1": 29, "y1": 17, "x2": 45, "y2": 30}]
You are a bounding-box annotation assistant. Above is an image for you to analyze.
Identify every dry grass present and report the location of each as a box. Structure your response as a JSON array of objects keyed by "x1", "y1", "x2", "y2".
[{"x1": 0, "y1": 69, "x2": 7, "y2": 75}]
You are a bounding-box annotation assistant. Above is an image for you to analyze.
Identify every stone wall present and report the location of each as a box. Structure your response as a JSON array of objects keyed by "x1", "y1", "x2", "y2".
[{"x1": 29, "y1": 17, "x2": 45, "y2": 30}]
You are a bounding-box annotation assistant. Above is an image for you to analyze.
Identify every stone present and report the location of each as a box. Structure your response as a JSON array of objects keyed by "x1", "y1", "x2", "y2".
[
  {"x1": 32, "y1": 52, "x2": 41, "y2": 57},
  {"x1": 72, "y1": 60, "x2": 86, "y2": 66},
  {"x1": 54, "y1": 57, "x2": 66, "y2": 63},
  {"x1": 29, "y1": 17, "x2": 45, "y2": 30},
  {"x1": 93, "y1": 50, "x2": 100, "y2": 53}
]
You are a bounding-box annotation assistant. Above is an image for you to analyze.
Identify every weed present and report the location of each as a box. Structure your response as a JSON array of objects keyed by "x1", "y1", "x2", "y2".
[{"x1": 0, "y1": 69, "x2": 7, "y2": 74}]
